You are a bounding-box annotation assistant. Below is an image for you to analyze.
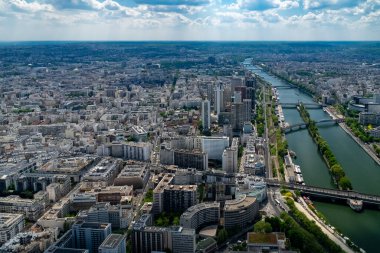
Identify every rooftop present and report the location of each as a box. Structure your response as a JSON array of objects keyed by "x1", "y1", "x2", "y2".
[
  {"x1": 117, "y1": 163, "x2": 148, "y2": 177},
  {"x1": 247, "y1": 232, "x2": 285, "y2": 245},
  {"x1": 47, "y1": 248, "x2": 89, "y2": 253},
  {"x1": 165, "y1": 184, "x2": 197, "y2": 192},
  {"x1": 181, "y1": 202, "x2": 220, "y2": 219},
  {"x1": 153, "y1": 173, "x2": 174, "y2": 193},
  {"x1": 99, "y1": 234, "x2": 125, "y2": 249},
  {"x1": 74, "y1": 221, "x2": 110, "y2": 230},
  {"x1": 224, "y1": 194, "x2": 257, "y2": 212},
  {"x1": 83, "y1": 157, "x2": 120, "y2": 180},
  {"x1": 196, "y1": 237, "x2": 217, "y2": 250},
  {"x1": 39, "y1": 156, "x2": 94, "y2": 174},
  {"x1": 0, "y1": 213, "x2": 24, "y2": 228}
]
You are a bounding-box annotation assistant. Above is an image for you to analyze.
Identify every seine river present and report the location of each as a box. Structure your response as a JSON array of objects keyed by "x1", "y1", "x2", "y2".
[{"x1": 244, "y1": 59, "x2": 380, "y2": 253}]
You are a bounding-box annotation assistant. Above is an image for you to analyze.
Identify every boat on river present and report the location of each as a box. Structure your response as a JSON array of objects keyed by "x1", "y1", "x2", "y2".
[{"x1": 348, "y1": 199, "x2": 363, "y2": 212}]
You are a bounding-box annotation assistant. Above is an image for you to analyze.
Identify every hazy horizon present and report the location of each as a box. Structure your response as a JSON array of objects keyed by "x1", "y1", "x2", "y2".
[{"x1": 0, "y1": 40, "x2": 379, "y2": 43}]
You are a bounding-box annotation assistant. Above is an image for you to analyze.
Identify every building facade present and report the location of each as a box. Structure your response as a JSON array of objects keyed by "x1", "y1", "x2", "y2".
[
  {"x1": 163, "y1": 185, "x2": 197, "y2": 213},
  {"x1": 223, "y1": 195, "x2": 258, "y2": 229},
  {"x1": 180, "y1": 202, "x2": 220, "y2": 231},
  {"x1": 72, "y1": 221, "x2": 112, "y2": 253},
  {"x1": 201, "y1": 100, "x2": 211, "y2": 131},
  {"x1": 0, "y1": 196, "x2": 44, "y2": 221},
  {"x1": 98, "y1": 234, "x2": 126, "y2": 253},
  {"x1": 0, "y1": 213, "x2": 24, "y2": 244}
]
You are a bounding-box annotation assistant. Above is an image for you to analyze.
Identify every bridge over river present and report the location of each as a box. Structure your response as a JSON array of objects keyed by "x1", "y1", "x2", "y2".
[
  {"x1": 282, "y1": 118, "x2": 345, "y2": 133},
  {"x1": 266, "y1": 179, "x2": 380, "y2": 210},
  {"x1": 280, "y1": 102, "x2": 323, "y2": 109},
  {"x1": 274, "y1": 85, "x2": 298, "y2": 89}
]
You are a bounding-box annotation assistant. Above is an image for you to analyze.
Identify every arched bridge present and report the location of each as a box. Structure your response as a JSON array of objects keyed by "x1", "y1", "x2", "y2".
[
  {"x1": 280, "y1": 102, "x2": 322, "y2": 109},
  {"x1": 266, "y1": 179, "x2": 380, "y2": 210},
  {"x1": 282, "y1": 118, "x2": 345, "y2": 133}
]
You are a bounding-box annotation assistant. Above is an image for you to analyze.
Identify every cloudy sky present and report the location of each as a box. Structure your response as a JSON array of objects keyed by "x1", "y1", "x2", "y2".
[{"x1": 0, "y1": 0, "x2": 379, "y2": 40}]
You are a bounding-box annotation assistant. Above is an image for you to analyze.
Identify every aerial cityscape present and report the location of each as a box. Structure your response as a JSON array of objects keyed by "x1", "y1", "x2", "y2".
[{"x1": 0, "y1": 1, "x2": 380, "y2": 253}]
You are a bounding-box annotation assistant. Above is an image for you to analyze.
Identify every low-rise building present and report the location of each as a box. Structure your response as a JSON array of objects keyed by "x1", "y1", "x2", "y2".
[
  {"x1": 0, "y1": 213, "x2": 24, "y2": 244},
  {"x1": 82, "y1": 158, "x2": 123, "y2": 187},
  {"x1": 0, "y1": 228, "x2": 58, "y2": 252},
  {"x1": 97, "y1": 142, "x2": 152, "y2": 162},
  {"x1": 369, "y1": 126, "x2": 380, "y2": 138},
  {"x1": 0, "y1": 162, "x2": 36, "y2": 192},
  {"x1": 113, "y1": 162, "x2": 150, "y2": 190},
  {"x1": 99, "y1": 234, "x2": 126, "y2": 253},
  {"x1": 37, "y1": 198, "x2": 70, "y2": 231},
  {"x1": 359, "y1": 112, "x2": 380, "y2": 126},
  {"x1": 196, "y1": 237, "x2": 217, "y2": 253},
  {"x1": 0, "y1": 195, "x2": 44, "y2": 221},
  {"x1": 38, "y1": 156, "x2": 97, "y2": 182},
  {"x1": 246, "y1": 232, "x2": 286, "y2": 253}
]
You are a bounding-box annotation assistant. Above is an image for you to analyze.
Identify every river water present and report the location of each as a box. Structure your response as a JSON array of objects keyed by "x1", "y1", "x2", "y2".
[{"x1": 244, "y1": 60, "x2": 380, "y2": 253}]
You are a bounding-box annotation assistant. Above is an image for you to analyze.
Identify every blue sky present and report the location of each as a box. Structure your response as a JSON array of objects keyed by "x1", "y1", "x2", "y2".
[{"x1": 0, "y1": 0, "x2": 379, "y2": 40}]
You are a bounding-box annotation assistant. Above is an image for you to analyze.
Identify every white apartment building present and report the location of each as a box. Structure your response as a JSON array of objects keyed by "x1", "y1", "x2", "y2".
[{"x1": 0, "y1": 213, "x2": 24, "y2": 244}]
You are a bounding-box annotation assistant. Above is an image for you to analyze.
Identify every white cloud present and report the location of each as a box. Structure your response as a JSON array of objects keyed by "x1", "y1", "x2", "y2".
[
  {"x1": 3, "y1": 0, "x2": 54, "y2": 12},
  {"x1": 0, "y1": 0, "x2": 378, "y2": 40},
  {"x1": 303, "y1": 0, "x2": 364, "y2": 10}
]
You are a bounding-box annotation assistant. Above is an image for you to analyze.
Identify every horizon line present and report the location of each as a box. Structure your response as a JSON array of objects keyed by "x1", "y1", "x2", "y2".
[{"x1": 1, "y1": 39, "x2": 380, "y2": 43}]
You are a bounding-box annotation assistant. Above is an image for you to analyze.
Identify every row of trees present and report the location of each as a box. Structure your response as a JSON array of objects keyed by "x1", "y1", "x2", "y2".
[
  {"x1": 276, "y1": 129, "x2": 287, "y2": 177},
  {"x1": 346, "y1": 118, "x2": 380, "y2": 143},
  {"x1": 373, "y1": 144, "x2": 380, "y2": 157},
  {"x1": 283, "y1": 199, "x2": 345, "y2": 253},
  {"x1": 254, "y1": 213, "x2": 343, "y2": 253},
  {"x1": 255, "y1": 104, "x2": 265, "y2": 137},
  {"x1": 299, "y1": 104, "x2": 352, "y2": 190}
]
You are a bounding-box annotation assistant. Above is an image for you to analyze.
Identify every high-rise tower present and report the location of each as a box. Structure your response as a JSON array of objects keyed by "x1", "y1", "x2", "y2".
[{"x1": 201, "y1": 99, "x2": 211, "y2": 131}]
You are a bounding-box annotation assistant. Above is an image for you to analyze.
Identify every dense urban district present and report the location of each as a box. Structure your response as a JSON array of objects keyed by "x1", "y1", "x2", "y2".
[{"x1": 0, "y1": 42, "x2": 379, "y2": 253}]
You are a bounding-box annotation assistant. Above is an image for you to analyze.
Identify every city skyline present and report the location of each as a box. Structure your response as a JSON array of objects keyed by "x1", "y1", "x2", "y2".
[{"x1": 0, "y1": 0, "x2": 379, "y2": 41}]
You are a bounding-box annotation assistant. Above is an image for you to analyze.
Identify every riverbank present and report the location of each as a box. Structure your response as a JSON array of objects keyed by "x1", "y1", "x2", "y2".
[
  {"x1": 247, "y1": 60, "x2": 380, "y2": 253},
  {"x1": 294, "y1": 199, "x2": 356, "y2": 253},
  {"x1": 325, "y1": 107, "x2": 380, "y2": 166},
  {"x1": 259, "y1": 63, "x2": 316, "y2": 97}
]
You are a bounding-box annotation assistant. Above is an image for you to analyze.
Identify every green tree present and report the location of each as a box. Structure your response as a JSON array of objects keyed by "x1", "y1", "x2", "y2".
[
  {"x1": 144, "y1": 189, "x2": 153, "y2": 202},
  {"x1": 238, "y1": 145, "x2": 244, "y2": 158},
  {"x1": 20, "y1": 190, "x2": 34, "y2": 199},
  {"x1": 216, "y1": 228, "x2": 228, "y2": 244},
  {"x1": 331, "y1": 164, "x2": 345, "y2": 181},
  {"x1": 254, "y1": 220, "x2": 273, "y2": 233},
  {"x1": 265, "y1": 216, "x2": 283, "y2": 232},
  {"x1": 198, "y1": 120, "x2": 203, "y2": 132},
  {"x1": 339, "y1": 176, "x2": 353, "y2": 190},
  {"x1": 173, "y1": 216, "x2": 180, "y2": 225}
]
